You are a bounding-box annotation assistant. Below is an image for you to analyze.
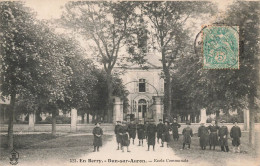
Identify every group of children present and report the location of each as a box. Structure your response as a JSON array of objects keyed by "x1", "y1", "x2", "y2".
[{"x1": 92, "y1": 118, "x2": 242, "y2": 153}]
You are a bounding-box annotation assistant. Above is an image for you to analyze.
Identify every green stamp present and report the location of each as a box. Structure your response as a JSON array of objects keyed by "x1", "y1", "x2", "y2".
[{"x1": 202, "y1": 26, "x2": 239, "y2": 69}]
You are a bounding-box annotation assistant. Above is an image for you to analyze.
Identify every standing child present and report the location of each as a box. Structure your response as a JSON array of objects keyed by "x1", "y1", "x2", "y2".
[
  {"x1": 230, "y1": 120, "x2": 241, "y2": 153},
  {"x1": 198, "y1": 122, "x2": 209, "y2": 150},
  {"x1": 156, "y1": 119, "x2": 164, "y2": 144},
  {"x1": 137, "y1": 119, "x2": 145, "y2": 146},
  {"x1": 114, "y1": 121, "x2": 122, "y2": 150},
  {"x1": 119, "y1": 121, "x2": 130, "y2": 152},
  {"x1": 92, "y1": 122, "x2": 103, "y2": 152},
  {"x1": 181, "y1": 121, "x2": 193, "y2": 150},
  {"x1": 128, "y1": 120, "x2": 137, "y2": 145},
  {"x1": 161, "y1": 119, "x2": 171, "y2": 148},
  {"x1": 218, "y1": 120, "x2": 229, "y2": 152},
  {"x1": 147, "y1": 119, "x2": 157, "y2": 151},
  {"x1": 171, "y1": 118, "x2": 181, "y2": 141},
  {"x1": 208, "y1": 120, "x2": 219, "y2": 150}
]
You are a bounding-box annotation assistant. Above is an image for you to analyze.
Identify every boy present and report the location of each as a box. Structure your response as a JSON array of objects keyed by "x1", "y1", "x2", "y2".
[
  {"x1": 181, "y1": 121, "x2": 193, "y2": 150},
  {"x1": 137, "y1": 119, "x2": 145, "y2": 146},
  {"x1": 218, "y1": 120, "x2": 229, "y2": 152},
  {"x1": 128, "y1": 120, "x2": 137, "y2": 145},
  {"x1": 119, "y1": 120, "x2": 130, "y2": 152},
  {"x1": 147, "y1": 119, "x2": 157, "y2": 151},
  {"x1": 92, "y1": 122, "x2": 103, "y2": 152},
  {"x1": 198, "y1": 122, "x2": 209, "y2": 150},
  {"x1": 171, "y1": 118, "x2": 181, "y2": 141},
  {"x1": 161, "y1": 119, "x2": 171, "y2": 148},
  {"x1": 230, "y1": 120, "x2": 241, "y2": 153},
  {"x1": 156, "y1": 119, "x2": 164, "y2": 144},
  {"x1": 114, "y1": 121, "x2": 122, "y2": 150},
  {"x1": 208, "y1": 120, "x2": 219, "y2": 150}
]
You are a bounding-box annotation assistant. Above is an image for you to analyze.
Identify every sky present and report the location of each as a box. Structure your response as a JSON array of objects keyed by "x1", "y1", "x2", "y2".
[{"x1": 24, "y1": 0, "x2": 235, "y2": 20}]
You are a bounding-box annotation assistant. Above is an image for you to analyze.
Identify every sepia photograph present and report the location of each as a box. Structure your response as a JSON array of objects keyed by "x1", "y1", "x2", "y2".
[{"x1": 0, "y1": 0, "x2": 259, "y2": 166}]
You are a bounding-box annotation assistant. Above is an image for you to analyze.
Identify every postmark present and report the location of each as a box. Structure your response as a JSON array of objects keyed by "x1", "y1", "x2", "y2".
[{"x1": 202, "y1": 25, "x2": 239, "y2": 69}]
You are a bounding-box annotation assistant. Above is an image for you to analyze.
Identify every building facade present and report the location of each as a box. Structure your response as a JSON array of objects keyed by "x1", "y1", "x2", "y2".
[{"x1": 114, "y1": 54, "x2": 164, "y2": 123}]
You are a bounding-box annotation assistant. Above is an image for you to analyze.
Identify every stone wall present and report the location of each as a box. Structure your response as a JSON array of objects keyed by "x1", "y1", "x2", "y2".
[{"x1": 1, "y1": 123, "x2": 260, "y2": 133}]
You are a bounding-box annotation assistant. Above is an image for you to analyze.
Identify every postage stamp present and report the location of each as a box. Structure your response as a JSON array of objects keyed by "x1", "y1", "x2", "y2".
[{"x1": 202, "y1": 26, "x2": 239, "y2": 69}]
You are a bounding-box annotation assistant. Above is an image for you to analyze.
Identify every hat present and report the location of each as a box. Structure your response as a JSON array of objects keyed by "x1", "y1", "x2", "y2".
[
  {"x1": 164, "y1": 119, "x2": 169, "y2": 123},
  {"x1": 95, "y1": 122, "x2": 101, "y2": 125},
  {"x1": 116, "y1": 120, "x2": 121, "y2": 123},
  {"x1": 122, "y1": 120, "x2": 127, "y2": 124},
  {"x1": 186, "y1": 121, "x2": 191, "y2": 125},
  {"x1": 159, "y1": 119, "x2": 162, "y2": 121},
  {"x1": 233, "y1": 120, "x2": 238, "y2": 124},
  {"x1": 173, "y1": 118, "x2": 177, "y2": 120}
]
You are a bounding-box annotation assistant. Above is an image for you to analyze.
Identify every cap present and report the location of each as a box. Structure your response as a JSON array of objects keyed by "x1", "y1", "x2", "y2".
[
  {"x1": 173, "y1": 118, "x2": 177, "y2": 120},
  {"x1": 159, "y1": 119, "x2": 162, "y2": 121},
  {"x1": 233, "y1": 120, "x2": 238, "y2": 124},
  {"x1": 116, "y1": 121, "x2": 121, "y2": 123},
  {"x1": 95, "y1": 122, "x2": 101, "y2": 125}
]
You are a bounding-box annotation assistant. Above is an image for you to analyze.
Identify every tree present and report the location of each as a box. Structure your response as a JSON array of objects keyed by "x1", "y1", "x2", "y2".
[
  {"x1": 223, "y1": 1, "x2": 259, "y2": 146},
  {"x1": 62, "y1": 55, "x2": 97, "y2": 123},
  {"x1": 172, "y1": 1, "x2": 259, "y2": 146},
  {"x1": 61, "y1": 1, "x2": 137, "y2": 122},
  {"x1": 88, "y1": 69, "x2": 129, "y2": 123},
  {"x1": 0, "y1": 1, "x2": 40, "y2": 149},
  {"x1": 141, "y1": 1, "x2": 215, "y2": 118},
  {"x1": 0, "y1": 2, "x2": 84, "y2": 145}
]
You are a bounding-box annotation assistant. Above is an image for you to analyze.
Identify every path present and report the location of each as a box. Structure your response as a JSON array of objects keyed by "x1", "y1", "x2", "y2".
[{"x1": 72, "y1": 135, "x2": 189, "y2": 166}]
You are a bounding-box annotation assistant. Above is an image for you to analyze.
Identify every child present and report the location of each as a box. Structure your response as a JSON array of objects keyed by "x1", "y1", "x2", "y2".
[
  {"x1": 218, "y1": 120, "x2": 229, "y2": 152},
  {"x1": 181, "y1": 121, "x2": 193, "y2": 150},
  {"x1": 92, "y1": 122, "x2": 103, "y2": 152},
  {"x1": 119, "y1": 120, "x2": 130, "y2": 152},
  {"x1": 230, "y1": 120, "x2": 241, "y2": 153},
  {"x1": 198, "y1": 122, "x2": 209, "y2": 150}
]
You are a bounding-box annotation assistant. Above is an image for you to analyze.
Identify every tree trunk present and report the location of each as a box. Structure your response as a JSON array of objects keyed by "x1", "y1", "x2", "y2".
[
  {"x1": 248, "y1": 94, "x2": 255, "y2": 146},
  {"x1": 92, "y1": 113, "x2": 95, "y2": 123},
  {"x1": 8, "y1": 92, "x2": 16, "y2": 150},
  {"x1": 106, "y1": 70, "x2": 113, "y2": 123},
  {"x1": 81, "y1": 114, "x2": 84, "y2": 124},
  {"x1": 52, "y1": 110, "x2": 57, "y2": 135},
  {"x1": 164, "y1": 71, "x2": 172, "y2": 119},
  {"x1": 87, "y1": 112, "x2": 89, "y2": 124}
]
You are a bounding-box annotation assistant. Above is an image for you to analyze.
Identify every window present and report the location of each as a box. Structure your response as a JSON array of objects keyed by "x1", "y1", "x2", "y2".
[{"x1": 139, "y1": 79, "x2": 146, "y2": 92}]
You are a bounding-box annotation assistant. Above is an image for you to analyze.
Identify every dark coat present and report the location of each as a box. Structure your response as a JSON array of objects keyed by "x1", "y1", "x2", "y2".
[
  {"x1": 93, "y1": 126, "x2": 103, "y2": 146},
  {"x1": 144, "y1": 123, "x2": 149, "y2": 138},
  {"x1": 156, "y1": 123, "x2": 164, "y2": 139},
  {"x1": 171, "y1": 122, "x2": 181, "y2": 139},
  {"x1": 118, "y1": 125, "x2": 129, "y2": 146},
  {"x1": 219, "y1": 126, "x2": 228, "y2": 146},
  {"x1": 147, "y1": 123, "x2": 157, "y2": 145},
  {"x1": 182, "y1": 126, "x2": 193, "y2": 144},
  {"x1": 162, "y1": 124, "x2": 171, "y2": 142},
  {"x1": 230, "y1": 126, "x2": 241, "y2": 146},
  {"x1": 208, "y1": 125, "x2": 219, "y2": 146},
  {"x1": 198, "y1": 126, "x2": 209, "y2": 147},
  {"x1": 128, "y1": 123, "x2": 137, "y2": 139},
  {"x1": 137, "y1": 124, "x2": 145, "y2": 139},
  {"x1": 114, "y1": 124, "x2": 121, "y2": 143}
]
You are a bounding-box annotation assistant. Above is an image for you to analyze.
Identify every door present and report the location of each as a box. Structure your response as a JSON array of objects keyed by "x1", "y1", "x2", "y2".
[{"x1": 138, "y1": 99, "x2": 147, "y2": 120}]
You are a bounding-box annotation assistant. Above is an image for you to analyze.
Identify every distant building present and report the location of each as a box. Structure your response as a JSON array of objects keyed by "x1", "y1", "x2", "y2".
[{"x1": 114, "y1": 53, "x2": 164, "y2": 123}]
